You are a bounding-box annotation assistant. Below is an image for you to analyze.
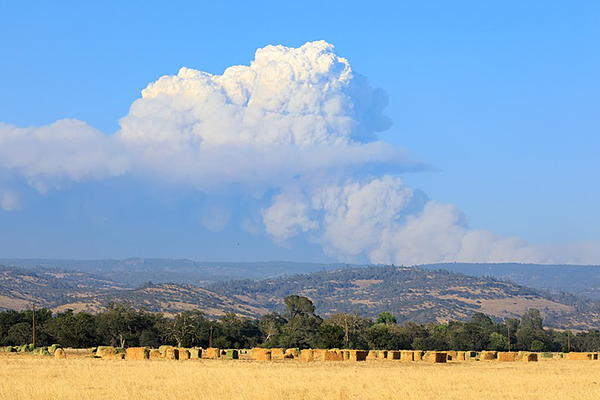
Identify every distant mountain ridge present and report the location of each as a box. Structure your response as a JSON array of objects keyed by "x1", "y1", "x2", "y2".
[
  {"x1": 0, "y1": 258, "x2": 347, "y2": 287},
  {"x1": 1, "y1": 258, "x2": 599, "y2": 300},
  {"x1": 0, "y1": 258, "x2": 600, "y2": 330},
  {"x1": 208, "y1": 265, "x2": 600, "y2": 330},
  {"x1": 2, "y1": 262, "x2": 600, "y2": 330}
]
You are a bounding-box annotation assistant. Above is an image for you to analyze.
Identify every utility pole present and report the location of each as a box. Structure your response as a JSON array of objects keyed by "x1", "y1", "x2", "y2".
[
  {"x1": 568, "y1": 330, "x2": 571, "y2": 352},
  {"x1": 344, "y1": 313, "x2": 349, "y2": 349},
  {"x1": 32, "y1": 303, "x2": 36, "y2": 348},
  {"x1": 209, "y1": 326, "x2": 213, "y2": 349},
  {"x1": 507, "y1": 325, "x2": 510, "y2": 352}
]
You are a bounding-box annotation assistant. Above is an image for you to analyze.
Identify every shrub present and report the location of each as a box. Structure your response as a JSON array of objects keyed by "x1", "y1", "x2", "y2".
[{"x1": 531, "y1": 340, "x2": 546, "y2": 352}]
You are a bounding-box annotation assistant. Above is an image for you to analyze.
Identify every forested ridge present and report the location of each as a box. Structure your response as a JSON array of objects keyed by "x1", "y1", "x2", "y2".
[{"x1": 3, "y1": 264, "x2": 600, "y2": 330}]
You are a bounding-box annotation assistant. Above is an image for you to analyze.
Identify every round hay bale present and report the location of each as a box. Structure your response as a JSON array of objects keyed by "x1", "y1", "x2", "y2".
[{"x1": 54, "y1": 348, "x2": 66, "y2": 359}]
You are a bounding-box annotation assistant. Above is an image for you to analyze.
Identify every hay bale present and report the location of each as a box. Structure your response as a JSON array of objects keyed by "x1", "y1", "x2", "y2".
[
  {"x1": 226, "y1": 349, "x2": 239, "y2": 360},
  {"x1": 446, "y1": 351, "x2": 456, "y2": 361},
  {"x1": 158, "y1": 345, "x2": 171, "y2": 356},
  {"x1": 313, "y1": 349, "x2": 329, "y2": 361},
  {"x1": 205, "y1": 347, "x2": 220, "y2": 359},
  {"x1": 189, "y1": 348, "x2": 202, "y2": 359},
  {"x1": 413, "y1": 350, "x2": 424, "y2": 361},
  {"x1": 387, "y1": 350, "x2": 401, "y2": 360},
  {"x1": 178, "y1": 348, "x2": 190, "y2": 360},
  {"x1": 125, "y1": 347, "x2": 150, "y2": 360},
  {"x1": 428, "y1": 351, "x2": 447, "y2": 363},
  {"x1": 285, "y1": 348, "x2": 299, "y2": 359},
  {"x1": 48, "y1": 344, "x2": 62, "y2": 355},
  {"x1": 54, "y1": 348, "x2": 66, "y2": 359},
  {"x1": 149, "y1": 349, "x2": 162, "y2": 360},
  {"x1": 400, "y1": 350, "x2": 413, "y2": 362},
  {"x1": 567, "y1": 352, "x2": 594, "y2": 361},
  {"x1": 33, "y1": 347, "x2": 50, "y2": 356},
  {"x1": 322, "y1": 350, "x2": 344, "y2": 361},
  {"x1": 165, "y1": 347, "x2": 179, "y2": 360},
  {"x1": 498, "y1": 352, "x2": 517, "y2": 362},
  {"x1": 340, "y1": 350, "x2": 351, "y2": 360},
  {"x1": 345, "y1": 350, "x2": 367, "y2": 361},
  {"x1": 366, "y1": 350, "x2": 378, "y2": 360},
  {"x1": 377, "y1": 350, "x2": 388, "y2": 360},
  {"x1": 521, "y1": 352, "x2": 538, "y2": 362},
  {"x1": 480, "y1": 351, "x2": 497, "y2": 360},
  {"x1": 300, "y1": 349, "x2": 314, "y2": 362},
  {"x1": 252, "y1": 348, "x2": 272, "y2": 361},
  {"x1": 456, "y1": 351, "x2": 466, "y2": 361},
  {"x1": 96, "y1": 346, "x2": 117, "y2": 358},
  {"x1": 271, "y1": 348, "x2": 286, "y2": 360}
]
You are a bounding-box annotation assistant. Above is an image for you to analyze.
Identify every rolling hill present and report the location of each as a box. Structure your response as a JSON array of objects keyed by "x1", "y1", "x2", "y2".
[
  {"x1": 3, "y1": 263, "x2": 600, "y2": 330},
  {"x1": 209, "y1": 265, "x2": 600, "y2": 330},
  {"x1": 3, "y1": 258, "x2": 600, "y2": 302}
]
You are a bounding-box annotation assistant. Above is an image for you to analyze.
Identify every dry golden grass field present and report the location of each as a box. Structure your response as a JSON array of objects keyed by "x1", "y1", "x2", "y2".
[{"x1": 2, "y1": 352, "x2": 600, "y2": 400}]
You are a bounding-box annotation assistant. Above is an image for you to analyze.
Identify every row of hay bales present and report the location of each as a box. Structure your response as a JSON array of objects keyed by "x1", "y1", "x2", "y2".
[
  {"x1": 249, "y1": 349, "x2": 596, "y2": 363},
  {"x1": 87, "y1": 346, "x2": 600, "y2": 363},
  {"x1": 3, "y1": 344, "x2": 65, "y2": 358},
  {"x1": 94, "y1": 346, "x2": 241, "y2": 361}
]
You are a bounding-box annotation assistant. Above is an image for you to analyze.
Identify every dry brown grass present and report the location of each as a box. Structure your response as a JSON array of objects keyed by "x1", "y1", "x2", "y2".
[{"x1": 2, "y1": 353, "x2": 600, "y2": 399}]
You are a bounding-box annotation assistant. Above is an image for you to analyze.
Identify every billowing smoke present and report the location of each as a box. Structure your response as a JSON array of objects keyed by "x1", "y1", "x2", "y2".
[{"x1": 0, "y1": 41, "x2": 592, "y2": 264}]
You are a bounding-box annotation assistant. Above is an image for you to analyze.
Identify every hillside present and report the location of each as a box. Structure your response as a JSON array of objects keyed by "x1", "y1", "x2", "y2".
[
  {"x1": 0, "y1": 265, "x2": 127, "y2": 313},
  {"x1": 420, "y1": 263, "x2": 600, "y2": 300},
  {"x1": 3, "y1": 263, "x2": 600, "y2": 329},
  {"x1": 209, "y1": 265, "x2": 600, "y2": 330},
  {"x1": 3, "y1": 258, "x2": 600, "y2": 302},
  {"x1": 0, "y1": 264, "x2": 264, "y2": 318},
  {"x1": 96, "y1": 283, "x2": 268, "y2": 318}
]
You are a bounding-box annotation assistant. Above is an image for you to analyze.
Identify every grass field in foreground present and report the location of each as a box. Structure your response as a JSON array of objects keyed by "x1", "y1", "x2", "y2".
[{"x1": 1, "y1": 354, "x2": 599, "y2": 399}]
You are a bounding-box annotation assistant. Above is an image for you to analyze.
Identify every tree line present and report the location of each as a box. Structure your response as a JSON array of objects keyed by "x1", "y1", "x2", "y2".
[{"x1": 2, "y1": 295, "x2": 600, "y2": 352}]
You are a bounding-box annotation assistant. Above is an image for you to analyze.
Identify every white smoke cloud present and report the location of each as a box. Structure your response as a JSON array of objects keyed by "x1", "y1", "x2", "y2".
[
  {"x1": 0, "y1": 40, "x2": 595, "y2": 264},
  {"x1": 262, "y1": 176, "x2": 547, "y2": 264},
  {"x1": 0, "y1": 119, "x2": 128, "y2": 193}
]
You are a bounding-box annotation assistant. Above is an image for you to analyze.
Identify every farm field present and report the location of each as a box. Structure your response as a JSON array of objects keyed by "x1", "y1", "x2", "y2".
[{"x1": 1, "y1": 353, "x2": 600, "y2": 400}]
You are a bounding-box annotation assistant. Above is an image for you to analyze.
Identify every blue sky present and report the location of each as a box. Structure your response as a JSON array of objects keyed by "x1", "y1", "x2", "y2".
[{"x1": 0, "y1": 1, "x2": 598, "y2": 263}]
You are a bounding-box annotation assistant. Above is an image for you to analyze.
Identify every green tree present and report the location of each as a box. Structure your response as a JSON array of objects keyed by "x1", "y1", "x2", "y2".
[
  {"x1": 165, "y1": 310, "x2": 207, "y2": 347},
  {"x1": 376, "y1": 312, "x2": 397, "y2": 325},
  {"x1": 259, "y1": 312, "x2": 286, "y2": 345},
  {"x1": 96, "y1": 302, "x2": 140, "y2": 347},
  {"x1": 322, "y1": 312, "x2": 372, "y2": 350},
  {"x1": 488, "y1": 332, "x2": 508, "y2": 351},
  {"x1": 6, "y1": 322, "x2": 31, "y2": 346},
  {"x1": 46, "y1": 310, "x2": 98, "y2": 348},
  {"x1": 281, "y1": 295, "x2": 322, "y2": 349},
  {"x1": 516, "y1": 309, "x2": 545, "y2": 351},
  {"x1": 530, "y1": 340, "x2": 546, "y2": 352},
  {"x1": 319, "y1": 324, "x2": 345, "y2": 349}
]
